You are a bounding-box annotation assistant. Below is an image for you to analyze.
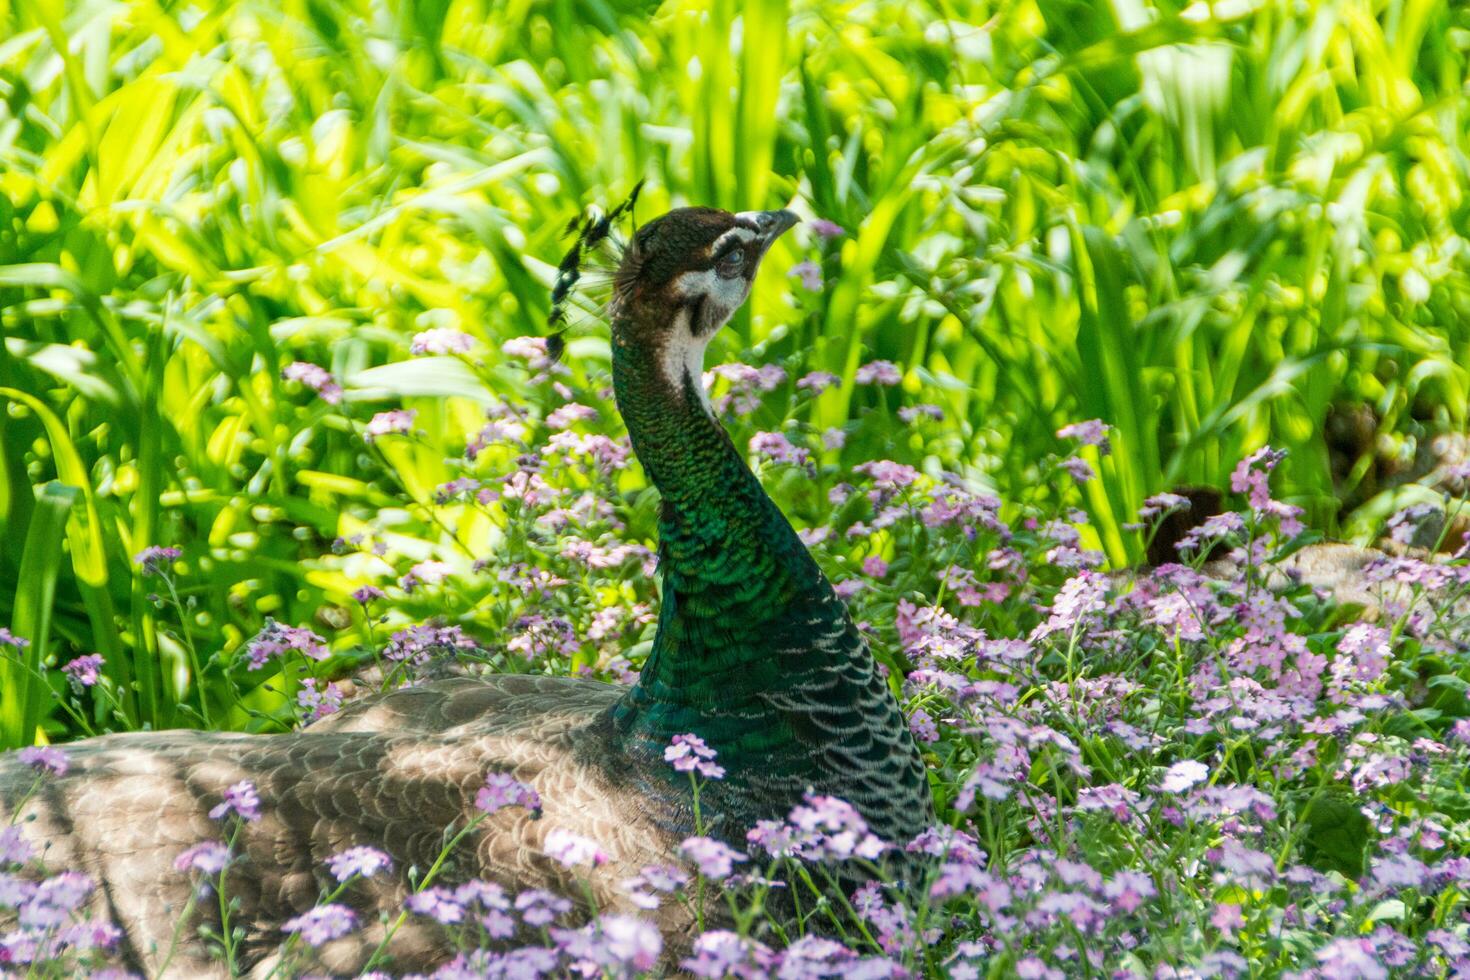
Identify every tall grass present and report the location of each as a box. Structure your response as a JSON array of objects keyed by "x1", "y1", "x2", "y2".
[{"x1": 0, "y1": 0, "x2": 1467, "y2": 743}]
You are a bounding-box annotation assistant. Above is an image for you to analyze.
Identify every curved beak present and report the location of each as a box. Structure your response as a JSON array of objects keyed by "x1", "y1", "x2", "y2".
[{"x1": 737, "y1": 209, "x2": 800, "y2": 252}]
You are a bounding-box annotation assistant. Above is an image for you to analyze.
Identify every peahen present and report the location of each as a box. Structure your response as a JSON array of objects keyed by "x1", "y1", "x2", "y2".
[{"x1": 0, "y1": 205, "x2": 934, "y2": 977}]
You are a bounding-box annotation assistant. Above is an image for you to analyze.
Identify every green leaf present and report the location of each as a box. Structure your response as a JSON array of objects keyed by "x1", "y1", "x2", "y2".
[
  {"x1": 1299, "y1": 788, "x2": 1371, "y2": 879},
  {"x1": 2, "y1": 482, "x2": 76, "y2": 749}
]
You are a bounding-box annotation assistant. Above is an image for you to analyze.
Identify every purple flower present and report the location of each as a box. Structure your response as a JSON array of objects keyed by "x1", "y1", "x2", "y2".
[
  {"x1": 898, "y1": 403, "x2": 944, "y2": 423},
  {"x1": 1056, "y1": 419, "x2": 1110, "y2": 450},
  {"x1": 405, "y1": 887, "x2": 465, "y2": 924},
  {"x1": 810, "y1": 218, "x2": 845, "y2": 238},
  {"x1": 133, "y1": 546, "x2": 181, "y2": 576},
  {"x1": 173, "y1": 841, "x2": 231, "y2": 875},
  {"x1": 789, "y1": 260, "x2": 823, "y2": 290},
  {"x1": 476, "y1": 771, "x2": 542, "y2": 815},
  {"x1": 410, "y1": 328, "x2": 475, "y2": 355},
  {"x1": 282, "y1": 903, "x2": 357, "y2": 946},
  {"x1": 281, "y1": 361, "x2": 343, "y2": 404},
  {"x1": 679, "y1": 837, "x2": 747, "y2": 879},
  {"x1": 682, "y1": 930, "x2": 777, "y2": 978},
  {"x1": 1139, "y1": 492, "x2": 1190, "y2": 521},
  {"x1": 61, "y1": 653, "x2": 103, "y2": 691},
  {"x1": 296, "y1": 678, "x2": 343, "y2": 723},
  {"x1": 664, "y1": 733, "x2": 726, "y2": 780},
  {"x1": 327, "y1": 846, "x2": 393, "y2": 882},
  {"x1": 557, "y1": 914, "x2": 663, "y2": 972},
  {"x1": 1059, "y1": 456, "x2": 1094, "y2": 483},
  {"x1": 209, "y1": 780, "x2": 261, "y2": 822},
  {"x1": 544, "y1": 828, "x2": 607, "y2": 868},
  {"x1": 1370, "y1": 853, "x2": 1428, "y2": 892},
  {"x1": 1315, "y1": 937, "x2": 1386, "y2": 979},
  {"x1": 351, "y1": 585, "x2": 385, "y2": 605},
  {"x1": 384, "y1": 623, "x2": 476, "y2": 666},
  {"x1": 0, "y1": 826, "x2": 32, "y2": 865},
  {"x1": 909, "y1": 709, "x2": 939, "y2": 743},
  {"x1": 17, "y1": 746, "x2": 68, "y2": 777},
  {"x1": 855, "y1": 360, "x2": 901, "y2": 386},
  {"x1": 796, "y1": 371, "x2": 840, "y2": 394},
  {"x1": 244, "y1": 620, "x2": 328, "y2": 670},
  {"x1": 515, "y1": 888, "x2": 571, "y2": 927},
  {"x1": 749, "y1": 431, "x2": 811, "y2": 468},
  {"x1": 1028, "y1": 571, "x2": 1108, "y2": 643},
  {"x1": 1103, "y1": 870, "x2": 1156, "y2": 913},
  {"x1": 0, "y1": 628, "x2": 28, "y2": 650},
  {"x1": 862, "y1": 556, "x2": 889, "y2": 578},
  {"x1": 364, "y1": 409, "x2": 417, "y2": 442},
  {"x1": 1230, "y1": 445, "x2": 1288, "y2": 509},
  {"x1": 622, "y1": 864, "x2": 690, "y2": 909}
]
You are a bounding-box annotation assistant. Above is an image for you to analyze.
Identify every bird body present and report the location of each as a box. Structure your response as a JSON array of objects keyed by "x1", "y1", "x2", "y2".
[{"x1": 0, "y1": 205, "x2": 934, "y2": 976}]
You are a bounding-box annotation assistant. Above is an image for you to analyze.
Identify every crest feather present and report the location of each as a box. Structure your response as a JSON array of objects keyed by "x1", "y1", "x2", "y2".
[{"x1": 544, "y1": 180, "x2": 645, "y2": 361}]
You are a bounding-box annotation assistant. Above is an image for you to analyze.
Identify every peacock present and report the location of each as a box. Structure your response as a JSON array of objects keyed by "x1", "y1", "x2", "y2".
[{"x1": 0, "y1": 202, "x2": 934, "y2": 977}]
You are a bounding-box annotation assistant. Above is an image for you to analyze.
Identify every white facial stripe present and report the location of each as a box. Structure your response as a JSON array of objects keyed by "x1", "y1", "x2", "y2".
[
  {"x1": 671, "y1": 267, "x2": 719, "y2": 300},
  {"x1": 657, "y1": 307, "x2": 713, "y2": 415},
  {"x1": 708, "y1": 225, "x2": 757, "y2": 256}
]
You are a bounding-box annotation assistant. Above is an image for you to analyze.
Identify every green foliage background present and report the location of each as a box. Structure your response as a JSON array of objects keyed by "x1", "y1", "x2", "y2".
[{"x1": 0, "y1": 0, "x2": 1467, "y2": 741}]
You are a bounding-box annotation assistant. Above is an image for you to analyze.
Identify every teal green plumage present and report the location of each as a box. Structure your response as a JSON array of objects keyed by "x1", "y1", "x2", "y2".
[{"x1": 603, "y1": 259, "x2": 931, "y2": 850}]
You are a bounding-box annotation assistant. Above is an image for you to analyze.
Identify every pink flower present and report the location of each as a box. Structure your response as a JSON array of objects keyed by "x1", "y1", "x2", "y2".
[
  {"x1": 664, "y1": 734, "x2": 726, "y2": 780},
  {"x1": 209, "y1": 780, "x2": 261, "y2": 822},
  {"x1": 296, "y1": 678, "x2": 343, "y2": 722},
  {"x1": 545, "y1": 403, "x2": 598, "y2": 430},
  {"x1": 1230, "y1": 445, "x2": 1288, "y2": 509},
  {"x1": 809, "y1": 218, "x2": 845, "y2": 238},
  {"x1": 1211, "y1": 902, "x2": 1243, "y2": 938},
  {"x1": 409, "y1": 328, "x2": 474, "y2": 355},
  {"x1": 502, "y1": 336, "x2": 551, "y2": 366},
  {"x1": 1104, "y1": 870, "x2": 1156, "y2": 913},
  {"x1": 173, "y1": 841, "x2": 230, "y2": 875},
  {"x1": 679, "y1": 837, "x2": 747, "y2": 879},
  {"x1": 544, "y1": 828, "x2": 607, "y2": 868},
  {"x1": 62, "y1": 654, "x2": 103, "y2": 691},
  {"x1": 364, "y1": 409, "x2": 417, "y2": 442},
  {"x1": 862, "y1": 556, "x2": 889, "y2": 578},
  {"x1": 281, "y1": 361, "x2": 343, "y2": 404},
  {"x1": 595, "y1": 914, "x2": 663, "y2": 970},
  {"x1": 476, "y1": 772, "x2": 542, "y2": 815},
  {"x1": 244, "y1": 620, "x2": 328, "y2": 669}
]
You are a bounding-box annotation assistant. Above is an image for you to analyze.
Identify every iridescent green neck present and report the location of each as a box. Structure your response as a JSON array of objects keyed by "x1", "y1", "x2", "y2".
[{"x1": 606, "y1": 321, "x2": 843, "y2": 762}]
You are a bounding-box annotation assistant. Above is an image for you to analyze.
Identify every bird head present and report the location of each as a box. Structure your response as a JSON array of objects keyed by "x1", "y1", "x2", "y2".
[
  {"x1": 609, "y1": 207, "x2": 798, "y2": 332},
  {"x1": 605, "y1": 206, "x2": 797, "y2": 397}
]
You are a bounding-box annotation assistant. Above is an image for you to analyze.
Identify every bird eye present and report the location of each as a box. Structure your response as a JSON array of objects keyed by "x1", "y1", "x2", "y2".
[{"x1": 717, "y1": 248, "x2": 745, "y2": 276}]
